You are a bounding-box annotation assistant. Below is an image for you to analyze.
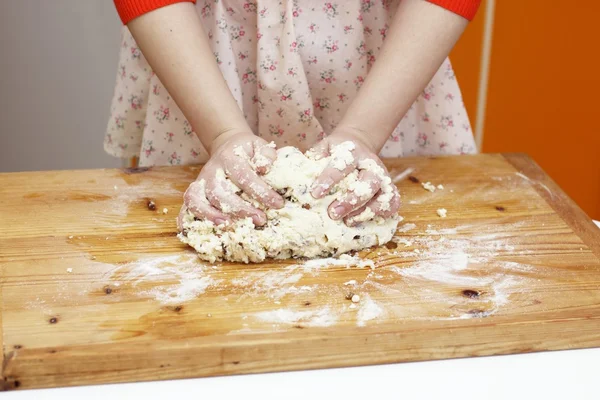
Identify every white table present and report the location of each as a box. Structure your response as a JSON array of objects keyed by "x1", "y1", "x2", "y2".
[{"x1": 7, "y1": 221, "x2": 600, "y2": 400}]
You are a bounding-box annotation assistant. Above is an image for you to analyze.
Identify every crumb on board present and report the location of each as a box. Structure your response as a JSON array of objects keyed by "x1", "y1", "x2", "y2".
[
  {"x1": 422, "y1": 182, "x2": 436, "y2": 192},
  {"x1": 349, "y1": 303, "x2": 357, "y2": 309},
  {"x1": 437, "y1": 184, "x2": 444, "y2": 190},
  {"x1": 162, "y1": 208, "x2": 169, "y2": 214},
  {"x1": 344, "y1": 280, "x2": 357, "y2": 286},
  {"x1": 437, "y1": 208, "x2": 448, "y2": 218},
  {"x1": 66, "y1": 268, "x2": 73, "y2": 273},
  {"x1": 68, "y1": 235, "x2": 74, "y2": 239},
  {"x1": 207, "y1": 313, "x2": 212, "y2": 317},
  {"x1": 351, "y1": 294, "x2": 360, "y2": 303}
]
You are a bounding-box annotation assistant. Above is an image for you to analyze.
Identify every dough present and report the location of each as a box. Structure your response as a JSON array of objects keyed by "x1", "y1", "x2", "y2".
[{"x1": 179, "y1": 142, "x2": 400, "y2": 263}]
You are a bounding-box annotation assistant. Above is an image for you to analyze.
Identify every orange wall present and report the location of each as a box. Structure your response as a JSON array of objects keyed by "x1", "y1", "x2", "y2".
[{"x1": 451, "y1": 1, "x2": 600, "y2": 219}]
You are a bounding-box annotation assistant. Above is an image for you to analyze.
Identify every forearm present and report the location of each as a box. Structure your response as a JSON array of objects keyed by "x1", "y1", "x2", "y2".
[
  {"x1": 128, "y1": 2, "x2": 249, "y2": 153},
  {"x1": 337, "y1": 0, "x2": 469, "y2": 152}
]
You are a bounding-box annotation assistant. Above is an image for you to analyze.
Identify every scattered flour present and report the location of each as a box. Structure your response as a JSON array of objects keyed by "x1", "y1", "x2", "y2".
[
  {"x1": 356, "y1": 294, "x2": 385, "y2": 326},
  {"x1": 253, "y1": 306, "x2": 337, "y2": 327},
  {"x1": 107, "y1": 254, "x2": 221, "y2": 305}
]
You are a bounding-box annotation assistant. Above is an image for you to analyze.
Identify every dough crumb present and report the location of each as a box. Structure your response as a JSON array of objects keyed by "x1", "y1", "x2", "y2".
[
  {"x1": 437, "y1": 184, "x2": 444, "y2": 190},
  {"x1": 437, "y1": 208, "x2": 448, "y2": 218},
  {"x1": 162, "y1": 208, "x2": 169, "y2": 214},
  {"x1": 207, "y1": 313, "x2": 212, "y2": 317},
  {"x1": 349, "y1": 303, "x2": 357, "y2": 309},
  {"x1": 66, "y1": 268, "x2": 73, "y2": 273},
  {"x1": 344, "y1": 280, "x2": 357, "y2": 286},
  {"x1": 393, "y1": 237, "x2": 413, "y2": 247},
  {"x1": 68, "y1": 235, "x2": 74, "y2": 239},
  {"x1": 422, "y1": 182, "x2": 436, "y2": 192},
  {"x1": 351, "y1": 294, "x2": 361, "y2": 303}
]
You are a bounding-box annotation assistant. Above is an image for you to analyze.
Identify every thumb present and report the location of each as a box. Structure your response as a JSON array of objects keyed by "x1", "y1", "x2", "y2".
[
  {"x1": 306, "y1": 139, "x2": 330, "y2": 161},
  {"x1": 252, "y1": 140, "x2": 277, "y2": 174}
]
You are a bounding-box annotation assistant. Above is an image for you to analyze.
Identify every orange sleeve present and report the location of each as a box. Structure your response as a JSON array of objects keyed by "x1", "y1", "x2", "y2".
[
  {"x1": 427, "y1": 0, "x2": 482, "y2": 21},
  {"x1": 114, "y1": 0, "x2": 197, "y2": 25}
]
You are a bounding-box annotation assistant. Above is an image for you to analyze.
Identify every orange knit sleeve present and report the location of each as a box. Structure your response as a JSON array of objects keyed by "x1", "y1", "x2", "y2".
[
  {"x1": 114, "y1": 0, "x2": 197, "y2": 25},
  {"x1": 427, "y1": 0, "x2": 482, "y2": 21}
]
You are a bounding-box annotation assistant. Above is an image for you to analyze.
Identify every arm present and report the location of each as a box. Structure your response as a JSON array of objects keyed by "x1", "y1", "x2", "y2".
[
  {"x1": 310, "y1": 0, "x2": 476, "y2": 224},
  {"x1": 334, "y1": 0, "x2": 471, "y2": 153},
  {"x1": 127, "y1": 2, "x2": 249, "y2": 153},
  {"x1": 125, "y1": 3, "x2": 283, "y2": 227}
]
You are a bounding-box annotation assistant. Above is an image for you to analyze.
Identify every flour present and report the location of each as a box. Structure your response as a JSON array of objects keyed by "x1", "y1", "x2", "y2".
[
  {"x1": 253, "y1": 306, "x2": 338, "y2": 327},
  {"x1": 515, "y1": 172, "x2": 555, "y2": 198},
  {"x1": 356, "y1": 294, "x2": 385, "y2": 326},
  {"x1": 397, "y1": 223, "x2": 417, "y2": 233},
  {"x1": 301, "y1": 254, "x2": 375, "y2": 272},
  {"x1": 107, "y1": 254, "x2": 221, "y2": 304},
  {"x1": 180, "y1": 143, "x2": 399, "y2": 263}
]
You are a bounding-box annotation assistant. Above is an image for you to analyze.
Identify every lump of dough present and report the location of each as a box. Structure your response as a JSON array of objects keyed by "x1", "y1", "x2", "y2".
[{"x1": 179, "y1": 144, "x2": 400, "y2": 263}]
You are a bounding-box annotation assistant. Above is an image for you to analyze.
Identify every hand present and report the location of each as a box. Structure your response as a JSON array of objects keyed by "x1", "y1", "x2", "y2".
[
  {"x1": 308, "y1": 128, "x2": 400, "y2": 226},
  {"x1": 178, "y1": 131, "x2": 284, "y2": 230}
]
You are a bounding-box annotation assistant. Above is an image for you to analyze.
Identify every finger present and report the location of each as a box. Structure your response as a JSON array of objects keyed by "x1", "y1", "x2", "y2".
[
  {"x1": 306, "y1": 139, "x2": 330, "y2": 161},
  {"x1": 183, "y1": 180, "x2": 231, "y2": 226},
  {"x1": 328, "y1": 169, "x2": 381, "y2": 220},
  {"x1": 205, "y1": 170, "x2": 267, "y2": 226},
  {"x1": 311, "y1": 142, "x2": 358, "y2": 198},
  {"x1": 345, "y1": 185, "x2": 401, "y2": 226},
  {"x1": 225, "y1": 155, "x2": 284, "y2": 209},
  {"x1": 251, "y1": 140, "x2": 277, "y2": 175}
]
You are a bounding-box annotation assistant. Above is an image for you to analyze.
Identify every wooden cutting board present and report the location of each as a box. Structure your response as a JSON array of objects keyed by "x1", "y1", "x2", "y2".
[{"x1": 1, "y1": 154, "x2": 600, "y2": 391}]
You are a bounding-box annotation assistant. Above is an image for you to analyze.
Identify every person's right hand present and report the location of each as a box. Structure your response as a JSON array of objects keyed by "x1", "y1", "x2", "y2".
[{"x1": 178, "y1": 131, "x2": 284, "y2": 230}]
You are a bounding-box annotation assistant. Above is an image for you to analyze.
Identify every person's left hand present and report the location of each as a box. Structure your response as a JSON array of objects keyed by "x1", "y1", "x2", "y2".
[{"x1": 308, "y1": 128, "x2": 400, "y2": 226}]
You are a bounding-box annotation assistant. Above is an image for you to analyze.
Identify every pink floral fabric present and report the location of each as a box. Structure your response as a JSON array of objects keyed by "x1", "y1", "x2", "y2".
[{"x1": 106, "y1": 0, "x2": 476, "y2": 167}]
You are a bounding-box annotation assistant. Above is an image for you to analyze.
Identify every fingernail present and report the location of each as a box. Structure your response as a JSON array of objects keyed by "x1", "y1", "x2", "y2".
[
  {"x1": 214, "y1": 218, "x2": 227, "y2": 226},
  {"x1": 270, "y1": 195, "x2": 284, "y2": 208},
  {"x1": 253, "y1": 215, "x2": 266, "y2": 226},
  {"x1": 330, "y1": 205, "x2": 347, "y2": 219},
  {"x1": 311, "y1": 183, "x2": 328, "y2": 198}
]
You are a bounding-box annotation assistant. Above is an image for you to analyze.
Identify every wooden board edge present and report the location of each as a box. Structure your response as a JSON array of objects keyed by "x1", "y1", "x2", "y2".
[
  {"x1": 4, "y1": 314, "x2": 600, "y2": 391},
  {"x1": 0, "y1": 263, "x2": 5, "y2": 391},
  {"x1": 503, "y1": 153, "x2": 600, "y2": 258}
]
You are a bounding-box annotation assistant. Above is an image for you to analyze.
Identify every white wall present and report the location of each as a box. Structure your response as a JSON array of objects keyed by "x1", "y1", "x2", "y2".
[{"x1": 0, "y1": 1, "x2": 122, "y2": 172}]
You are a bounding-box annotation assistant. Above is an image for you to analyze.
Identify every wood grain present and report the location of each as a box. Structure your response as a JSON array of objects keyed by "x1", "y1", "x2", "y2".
[{"x1": 1, "y1": 154, "x2": 600, "y2": 391}]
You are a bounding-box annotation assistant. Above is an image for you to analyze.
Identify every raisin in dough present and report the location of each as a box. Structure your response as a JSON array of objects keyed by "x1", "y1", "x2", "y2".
[{"x1": 178, "y1": 142, "x2": 400, "y2": 263}]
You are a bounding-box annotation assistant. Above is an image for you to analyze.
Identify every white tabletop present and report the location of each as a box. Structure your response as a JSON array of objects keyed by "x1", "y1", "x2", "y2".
[{"x1": 7, "y1": 221, "x2": 600, "y2": 400}]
